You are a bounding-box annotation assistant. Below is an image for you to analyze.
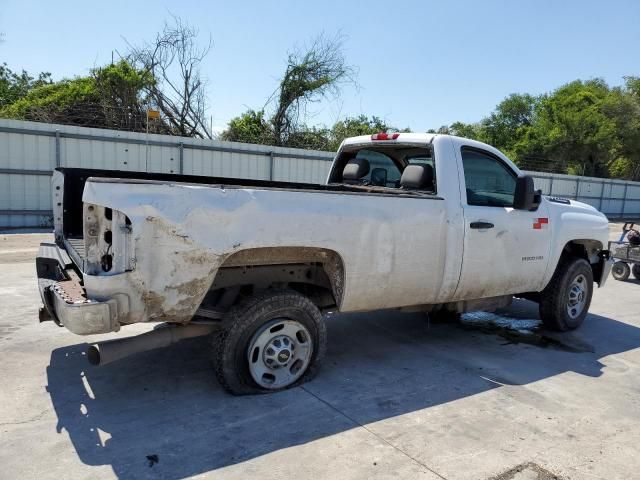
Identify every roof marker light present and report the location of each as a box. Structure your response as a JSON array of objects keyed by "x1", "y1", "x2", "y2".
[{"x1": 371, "y1": 132, "x2": 400, "y2": 141}]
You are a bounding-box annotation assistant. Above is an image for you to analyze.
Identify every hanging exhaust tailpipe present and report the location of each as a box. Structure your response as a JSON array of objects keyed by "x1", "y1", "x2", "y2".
[{"x1": 87, "y1": 323, "x2": 217, "y2": 366}]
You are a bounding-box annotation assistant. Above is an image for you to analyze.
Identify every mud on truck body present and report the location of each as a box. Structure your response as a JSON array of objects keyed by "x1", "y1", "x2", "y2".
[{"x1": 37, "y1": 133, "x2": 613, "y2": 394}]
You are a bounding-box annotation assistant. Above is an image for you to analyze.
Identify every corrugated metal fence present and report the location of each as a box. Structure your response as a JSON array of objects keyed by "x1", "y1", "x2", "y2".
[
  {"x1": 527, "y1": 172, "x2": 640, "y2": 220},
  {"x1": 0, "y1": 119, "x2": 334, "y2": 228},
  {"x1": 1, "y1": 118, "x2": 640, "y2": 228}
]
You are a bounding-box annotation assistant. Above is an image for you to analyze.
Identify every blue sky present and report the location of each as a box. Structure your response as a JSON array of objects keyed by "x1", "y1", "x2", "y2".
[{"x1": 1, "y1": 0, "x2": 639, "y2": 133}]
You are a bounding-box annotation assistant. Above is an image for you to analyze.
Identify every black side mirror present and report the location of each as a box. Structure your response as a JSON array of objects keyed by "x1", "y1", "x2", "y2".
[{"x1": 513, "y1": 174, "x2": 539, "y2": 210}]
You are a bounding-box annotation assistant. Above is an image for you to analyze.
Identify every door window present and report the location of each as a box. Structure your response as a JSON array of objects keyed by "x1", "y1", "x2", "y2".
[{"x1": 461, "y1": 149, "x2": 516, "y2": 207}]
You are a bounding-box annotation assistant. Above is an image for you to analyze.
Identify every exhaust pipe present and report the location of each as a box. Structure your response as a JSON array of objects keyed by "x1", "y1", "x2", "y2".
[{"x1": 87, "y1": 323, "x2": 217, "y2": 366}]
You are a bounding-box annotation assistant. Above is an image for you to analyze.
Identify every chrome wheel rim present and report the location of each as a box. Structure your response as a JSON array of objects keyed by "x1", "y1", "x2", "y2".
[
  {"x1": 567, "y1": 274, "x2": 588, "y2": 319},
  {"x1": 247, "y1": 319, "x2": 313, "y2": 389}
]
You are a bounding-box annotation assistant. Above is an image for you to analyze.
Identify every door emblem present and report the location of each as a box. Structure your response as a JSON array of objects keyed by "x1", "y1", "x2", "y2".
[{"x1": 533, "y1": 218, "x2": 549, "y2": 229}]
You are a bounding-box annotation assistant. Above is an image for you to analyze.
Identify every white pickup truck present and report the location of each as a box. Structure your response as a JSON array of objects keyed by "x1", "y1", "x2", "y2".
[{"x1": 37, "y1": 132, "x2": 613, "y2": 394}]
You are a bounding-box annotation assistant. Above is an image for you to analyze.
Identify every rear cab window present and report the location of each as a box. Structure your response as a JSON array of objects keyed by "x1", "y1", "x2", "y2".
[
  {"x1": 354, "y1": 150, "x2": 402, "y2": 188},
  {"x1": 330, "y1": 145, "x2": 436, "y2": 193}
]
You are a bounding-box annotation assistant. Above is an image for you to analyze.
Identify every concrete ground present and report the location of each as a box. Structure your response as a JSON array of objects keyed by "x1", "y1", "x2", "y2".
[{"x1": 1, "y1": 226, "x2": 639, "y2": 480}]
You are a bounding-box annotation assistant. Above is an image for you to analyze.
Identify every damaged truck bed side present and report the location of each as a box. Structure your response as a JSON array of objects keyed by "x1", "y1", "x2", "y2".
[{"x1": 37, "y1": 133, "x2": 613, "y2": 394}]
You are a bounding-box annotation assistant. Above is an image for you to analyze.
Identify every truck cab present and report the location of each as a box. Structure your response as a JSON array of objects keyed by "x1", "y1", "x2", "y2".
[{"x1": 329, "y1": 133, "x2": 611, "y2": 306}]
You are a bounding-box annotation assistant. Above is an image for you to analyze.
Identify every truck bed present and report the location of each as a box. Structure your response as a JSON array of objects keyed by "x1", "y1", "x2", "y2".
[{"x1": 58, "y1": 167, "x2": 436, "y2": 238}]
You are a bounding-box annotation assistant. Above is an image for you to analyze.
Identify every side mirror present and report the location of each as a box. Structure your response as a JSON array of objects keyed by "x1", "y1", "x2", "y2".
[{"x1": 513, "y1": 174, "x2": 540, "y2": 210}]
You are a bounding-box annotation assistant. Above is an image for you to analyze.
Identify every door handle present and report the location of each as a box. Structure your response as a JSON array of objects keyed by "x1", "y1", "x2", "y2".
[{"x1": 470, "y1": 221, "x2": 494, "y2": 229}]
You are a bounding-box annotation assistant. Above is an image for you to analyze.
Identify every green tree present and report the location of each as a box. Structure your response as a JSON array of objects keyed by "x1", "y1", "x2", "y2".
[
  {"x1": 530, "y1": 79, "x2": 616, "y2": 176},
  {"x1": 447, "y1": 121, "x2": 482, "y2": 139},
  {"x1": 605, "y1": 77, "x2": 640, "y2": 180},
  {"x1": 221, "y1": 112, "x2": 409, "y2": 152},
  {"x1": 1, "y1": 60, "x2": 156, "y2": 131},
  {"x1": 0, "y1": 64, "x2": 52, "y2": 108},
  {"x1": 481, "y1": 93, "x2": 538, "y2": 158},
  {"x1": 286, "y1": 126, "x2": 331, "y2": 150},
  {"x1": 443, "y1": 78, "x2": 640, "y2": 178},
  {"x1": 219, "y1": 109, "x2": 273, "y2": 144},
  {"x1": 221, "y1": 33, "x2": 356, "y2": 149},
  {"x1": 269, "y1": 34, "x2": 355, "y2": 146},
  {"x1": 93, "y1": 61, "x2": 155, "y2": 131},
  {"x1": 1, "y1": 76, "x2": 98, "y2": 124},
  {"x1": 328, "y1": 115, "x2": 395, "y2": 150}
]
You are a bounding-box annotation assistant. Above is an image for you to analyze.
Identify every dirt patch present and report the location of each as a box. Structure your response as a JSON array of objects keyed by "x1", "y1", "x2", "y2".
[{"x1": 143, "y1": 274, "x2": 213, "y2": 323}]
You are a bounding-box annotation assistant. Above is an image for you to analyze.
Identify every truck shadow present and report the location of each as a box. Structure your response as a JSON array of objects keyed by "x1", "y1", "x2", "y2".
[{"x1": 46, "y1": 300, "x2": 640, "y2": 479}]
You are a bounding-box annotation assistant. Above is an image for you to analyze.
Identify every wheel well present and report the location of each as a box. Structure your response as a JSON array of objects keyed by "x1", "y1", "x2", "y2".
[
  {"x1": 202, "y1": 247, "x2": 345, "y2": 312},
  {"x1": 562, "y1": 239, "x2": 605, "y2": 284},
  {"x1": 520, "y1": 239, "x2": 606, "y2": 302}
]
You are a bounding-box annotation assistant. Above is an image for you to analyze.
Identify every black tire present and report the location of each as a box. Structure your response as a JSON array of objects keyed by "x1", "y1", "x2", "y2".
[
  {"x1": 212, "y1": 289, "x2": 327, "y2": 395},
  {"x1": 632, "y1": 264, "x2": 640, "y2": 280},
  {"x1": 612, "y1": 261, "x2": 631, "y2": 281},
  {"x1": 539, "y1": 257, "x2": 593, "y2": 331}
]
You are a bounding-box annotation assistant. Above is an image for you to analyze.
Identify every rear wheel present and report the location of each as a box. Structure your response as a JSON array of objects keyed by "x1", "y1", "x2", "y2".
[
  {"x1": 539, "y1": 257, "x2": 593, "y2": 331},
  {"x1": 212, "y1": 289, "x2": 327, "y2": 395},
  {"x1": 632, "y1": 264, "x2": 640, "y2": 280},
  {"x1": 612, "y1": 261, "x2": 631, "y2": 281}
]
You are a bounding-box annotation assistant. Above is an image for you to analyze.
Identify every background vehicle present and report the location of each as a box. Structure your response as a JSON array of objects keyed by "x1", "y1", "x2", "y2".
[
  {"x1": 610, "y1": 223, "x2": 640, "y2": 281},
  {"x1": 36, "y1": 133, "x2": 613, "y2": 394}
]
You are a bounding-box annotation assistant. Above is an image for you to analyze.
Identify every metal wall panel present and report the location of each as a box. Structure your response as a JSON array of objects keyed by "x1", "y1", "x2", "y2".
[
  {"x1": 627, "y1": 185, "x2": 640, "y2": 200},
  {"x1": 183, "y1": 148, "x2": 269, "y2": 179},
  {"x1": 625, "y1": 199, "x2": 640, "y2": 212},
  {"x1": 0, "y1": 187, "x2": 47, "y2": 215},
  {"x1": 0, "y1": 132, "x2": 54, "y2": 170},
  {"x1": 273, "y1": 157, "x2": 332, "y2": 184},
  {"x1": 601, "y1": 199, "x2": 624, "y2": 215},
  {"x1": 1, "y1": 118, "x2": 640, "y2": 228},
  {"x1": 552, "y1": 178, "x2": 579, "y2": 197}
]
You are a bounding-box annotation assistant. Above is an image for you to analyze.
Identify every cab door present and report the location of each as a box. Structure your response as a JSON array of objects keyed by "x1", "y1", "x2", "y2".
[{"x1": 452, "y1": 147, "x2": 551, "y2": 300}]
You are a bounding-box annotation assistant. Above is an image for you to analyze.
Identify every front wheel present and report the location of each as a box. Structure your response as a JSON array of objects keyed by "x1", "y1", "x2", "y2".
[
  {"x1": 212, "y1": 289, "x2": 327, "y2": 395},
  {"x1": 632, "y1": 264, "x2": 640, "y2": 280},
  {"x1": 539, "y1": 257, "x2": 593, "y2": 331}
]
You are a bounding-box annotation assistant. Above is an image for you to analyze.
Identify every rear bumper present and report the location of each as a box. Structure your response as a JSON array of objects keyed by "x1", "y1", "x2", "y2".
[{"x1": 37, "y1": 243, "x2": 121, "y2": 335}]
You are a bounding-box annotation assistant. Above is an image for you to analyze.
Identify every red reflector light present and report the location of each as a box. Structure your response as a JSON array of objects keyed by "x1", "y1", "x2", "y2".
[{"x1": 371, "y1": 132, "x2": 400, "y2": 140}]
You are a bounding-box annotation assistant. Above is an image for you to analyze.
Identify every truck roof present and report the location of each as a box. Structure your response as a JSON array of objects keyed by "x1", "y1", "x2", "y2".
[
  {"x1": 341, "y1": 132, "x2": 437, "y2": 146},
  {"x1": 340, "y1": 132, "x2": 522, "y2": 174}
]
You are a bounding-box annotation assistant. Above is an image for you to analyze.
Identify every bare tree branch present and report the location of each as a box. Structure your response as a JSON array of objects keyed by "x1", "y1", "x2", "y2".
[
  {"x1": 269, "y1": 33, "x2": 356, "y2": 146},
  {"x1": 127, "y1": 16, "x2": 213, "y2": 138}
]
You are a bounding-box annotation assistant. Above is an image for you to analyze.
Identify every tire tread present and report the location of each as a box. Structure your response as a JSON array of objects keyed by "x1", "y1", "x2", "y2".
[{"x1": 539, "y1": 257, "x2": 593, "y2": 331}]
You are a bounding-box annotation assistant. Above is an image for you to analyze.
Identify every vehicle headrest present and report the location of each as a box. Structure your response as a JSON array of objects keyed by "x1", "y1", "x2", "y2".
[
  {"x1": 342, "y1": 158, "x2": 370, "y2": 181},
  {"x1": 400, "y1": 164, "x2": 434, "y2": 190}
]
